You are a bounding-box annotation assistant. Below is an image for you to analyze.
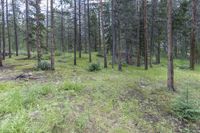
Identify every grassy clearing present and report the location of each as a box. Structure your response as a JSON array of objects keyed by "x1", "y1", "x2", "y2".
[{"x1": 0, "y1": 53, "x2": 200, "y2": 133}]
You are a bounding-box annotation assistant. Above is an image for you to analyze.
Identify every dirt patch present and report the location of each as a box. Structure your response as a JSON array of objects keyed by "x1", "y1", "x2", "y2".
[
  {"x1": 143, "y1": 113, "x2": 160, "y2": 123},
  {"x1": 119, "y1": 88, "x2": 145, "y2": 102}
]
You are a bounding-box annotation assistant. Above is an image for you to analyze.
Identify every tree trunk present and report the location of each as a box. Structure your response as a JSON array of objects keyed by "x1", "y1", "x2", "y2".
[
  {"x1": 98, "y1": 6, "x2": 101, "y2": 54},
  {"x1": 143, "y1": 0, "x2": 148, "y2": 70},
  {"x1": 1, "y1": 0, "x2": 6, "y2": 60},
  {"x1": 156, "y1": 43, "x2": 160, "y2": 64},
  {"x1": 12, "y1": 0, "x2": 19, "y2": 56},
  {"x1": 190, "y1": 0, "x2": 196, "y2": 70},
  {"x1": 111, "y1": 0, "x2": 116, "y2": 68},
  {"x1": 46, "y1": 0, "x2": 49, "y2": 49},
  {"x1": 78, "y1": 0, "x2": 82, "y2": 58},
  {"x1": 167, "y1": 0, "x2": 175, "y2": 91},
  {"x1": 36, "y1": 0, "x2": 42, "y2": 67},
  {"x1": 6, "y1": 0, "x2": 11, "y2": 58},
  {"x1": 84, "y1": 0, "x2": 87, "y2": 53},
  {"x1": 87, "y1": 0, "x2": 92, "y2": 62},
  {"x1": 136, "y1": 0, "x2": 141, "y2": 67},
  {"x1": 50, "y1": 0, "x2": 55, "y2": 70},
  {"x1": 150, "y1": 0, "x2": 157, "y2": 67},
  {"x1": 26, "y1": 0, "x2": 31, "y2": 59},
  {"x1": 74, "y1": 0, "x2": 77, "y2": 65},
  {"x1": 118, "y1": 24, "x2": 122, "y2": 71},
  {"x1": 100, "y1": 0, "x2": 107, "y2": 68},
  {"x1": 61, "y1": 0, "x2": 65, "y2": 52}
]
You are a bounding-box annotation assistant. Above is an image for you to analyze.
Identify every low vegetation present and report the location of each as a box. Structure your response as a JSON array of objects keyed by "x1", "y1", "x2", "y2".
[{"x1": 0, "y1": 54, "x2": 199, "y2": 133}]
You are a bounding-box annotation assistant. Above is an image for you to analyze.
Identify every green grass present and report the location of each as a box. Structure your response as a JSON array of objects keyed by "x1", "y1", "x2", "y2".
[{"x1": 0, "y1": 53, "x2": 200, "y2": 133}]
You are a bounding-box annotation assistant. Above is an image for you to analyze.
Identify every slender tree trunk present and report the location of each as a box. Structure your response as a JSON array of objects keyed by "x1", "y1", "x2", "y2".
[
  {"x1": 190, "y1": 0, "x2": 196, "y2": 70},
  {"x1": 1, "y1": 0, "x2": 5, "y2": 60},
  {"x1": 100, "y1": 0, "x2": 107, "y2": 68},
  {"x1": 74, "y1": 0, "x2": 77, "y2": 65},
  {"x1": 167, "y1": 0, "x2": 175, "y2": 91},
  {"x1": 136, "y1": 0, "x2": 141, "y2": 67},
  {"x1": 61, "y1": 0, "x2": 64, "y2": 52},
  {"x1": 46, "y1": 0, "x2": 49, "y2": 49},
  {"x1": 118, "y1": 22, "x2": 122, "y2": 71},
  {"x1": 78, "y1": 0, "x2": 82, "y2": 58},
  {"x1": 0, "y1": 21, "x2": 2, "y2": 66},
  {"x1": 84, "y1": 0, "x2": 87, "y2": 53},
  {"x1": 143, "y1": 0, "x2": 148, "y2": 70},
  {"x1": 6, "y1": 0, "x2": 11, "y2": 58},
  {"x1": 12, "y1": 0, "x2": 19, "y2": 56},
  {"x1": 87, "y1": 0, "x2": 92, "y2": 62},
  {"x1": 36, "y1": 0, "x2": 42, "y2": 67},
  {"x1": 156, "y1": 43, "x2": 160, "y2": 64},
  {"x1": 150, "y1": 0, "x2": 157, "y2": 67},
  {"x1": 26, "y1": 0, "x2": 31, "y2": 59},
  {"x1": 111, "y1": 0, "x2": 116, "y2": 68},
  {"x1": 98, "y1": 7, "x2": 101, "y2": 54},
  {"x1": 50, "y1": 0, "x2": 55, "y2": 70}
]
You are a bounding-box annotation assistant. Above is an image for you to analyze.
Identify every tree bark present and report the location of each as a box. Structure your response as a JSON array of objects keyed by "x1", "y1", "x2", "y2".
[
  {"x1": 6, "y1": 0, "x2": 11, "y2": 58},
  {"x1": 1, "y1": 0, "x2": 6, "y2": 60},
  {"x1": 78, "y1": 0, "x2": 82, "y2": 58},
  {"x1": 61, "y1": 0, "x2": 65, "y2": 52},
  {"x1": 12, "y1": 0, "x2": 19, "y2": 56},
  {"x1": 150, "y1": 0, "x2": 157, "y2": 67},
  {"x1": 167, "y1": 0, "x2": 175, "y2": 91},
  {"x1": 87, "y1": 0, "x2": 92, "y2": 62},
  {"x1": 36, "y1": 0, "x2": 42, "y2": 67},
  {"x1": 84, "y1": 0, "x2": 87, "y2": 53},
  {"x1": 143, "y1": 0, "x2": 148, "y2": 70},
  {"x1": 46, "y1": 0, "x2": 49, "y2": 49},
  {"x1": 136, "y1": 0, "x2": 141, "y2": 67},
  {"x1": 74, "y1": 0, "x2": 77, "y2": 65},
  {"x1": 190, "y1": 0, "x2": 196, "y2": 70},
  {"x1": 100, "y1": 0, "x2": 107, "y2": 68},
  {"x1": 26, "y1": 0, "x2": 31, "y2": 59},
  {"x1": 50, "y1": 0, "x2": 55, "y2": 70},
  {"x1": 111, "y1": 0, "x2": 116, "y2": 68}
]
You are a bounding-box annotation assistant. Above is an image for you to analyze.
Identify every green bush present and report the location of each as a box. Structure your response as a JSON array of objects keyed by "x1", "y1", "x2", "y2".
[
  {"x1": 38, "y1": 61, "x2": 51, "y2": 71},
  {"x1": 88, "y1": 63, "x2": 101, "y2": 72},
  {"x1": 172, "y1": 89, "x2": 200, "y2": 121},
  {"x1": 55, "y1": 51, "x2": 62, "y2": 56},
  {"x1": 60, "y1": 82, "x2": 83, "y2": 92}
]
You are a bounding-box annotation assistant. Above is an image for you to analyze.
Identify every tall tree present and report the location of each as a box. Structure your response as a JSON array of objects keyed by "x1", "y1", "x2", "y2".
[
  {"x1": 6, "y1": 0, "x2": 11, "y2": 58},
  {"x1": 78, "y1": 0, "x2": 82, "y2": 58},
  {"x1": 1, "y1": 0, "x2": 5, "y2": 60},
  {"x1": 61, "y1": 0, "x2": 64, "y2": 52},
  {"x1": 100, "y1": 0, "x2": 107, "y2": 68},
  {"x1": 35, "y1": 0, "x2": 42, "y2": 66},
  {"x1": 50, "y1": 0, "x2": 55, "y2": 70},
  {"x1": 12, "y1": 0, "x2": 19, "y2": 56},
  {"x1": 74, "y1": 0, "x2": 77, "y2": 65},
  {"x1": 190, "y1": 0, "x2": 196, "y2": 70},
  {"x1": 26, "y1": 0, "x2": 31, "y2": 58},
  {"x1": 136, "y1": 0, "x2": 141, "y2": 67},
  {"x1": 111, "y1": 0, "x2": 116, "y2": 68},
  {"x1": 167, "y1": 0, "x2": 175, "y2": 91},
  {"x1": 150, "y1": 0, "x2": 158, "y2": 67},
  {"x1": 143, "y1": 0, "x2": 148, "y2": 70},
  {"x1": 87, "y1": 0, "x2": 92, "y2": 62},
  {"x1": 83, "y1": 0, "x2": 87, "y2": 53},
  {"x1": 46, "y1": 0, "x2": 49, "y2": 49}
]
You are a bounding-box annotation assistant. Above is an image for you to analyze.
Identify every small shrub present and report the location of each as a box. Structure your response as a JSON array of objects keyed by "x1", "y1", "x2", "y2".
[
  {"x1": 88, "y1": 63, "x2": 101, "y2": 72},
  {"x1": 60, "y1": 82, "x2": 83, "y2": 92},
  {"x1": 38, "y1": 61, "x2": 51, "y2": 71},
  {"x1": 172, "y1": 89, "x2": 200, "y2": 121},
  {"x1": 55, "y1": 51, "x2": 62, "y2": 56},
  {"x1": 42, "y1": 55, "x2": 50, "y2": 60}
]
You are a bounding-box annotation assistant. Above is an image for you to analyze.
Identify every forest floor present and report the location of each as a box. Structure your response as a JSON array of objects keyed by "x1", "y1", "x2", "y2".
[{"x1": 0, "y1": 53, "x2": 200, "y2": 133}]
